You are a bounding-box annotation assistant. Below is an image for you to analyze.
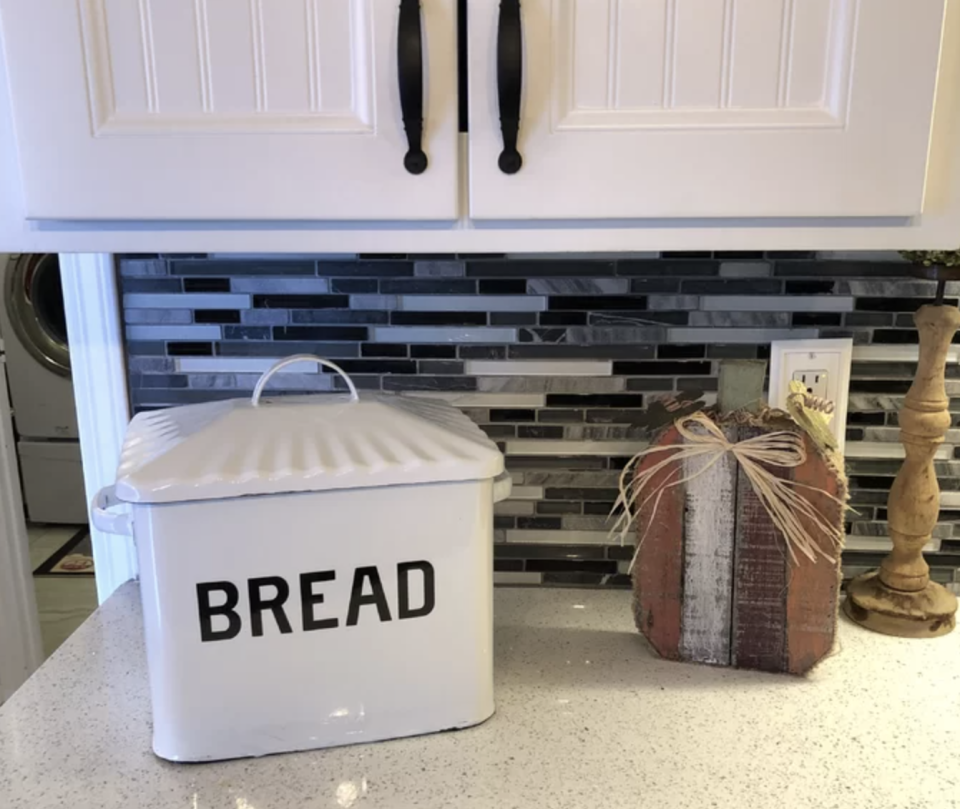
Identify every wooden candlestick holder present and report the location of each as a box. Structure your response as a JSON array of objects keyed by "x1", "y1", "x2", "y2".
[{"x1": 845, "y1": 291, "x2": 960, "y2": 637}]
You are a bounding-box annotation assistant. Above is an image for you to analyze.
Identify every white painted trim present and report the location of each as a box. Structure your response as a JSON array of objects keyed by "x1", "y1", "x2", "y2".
[
  {"x1": 60, "y1": 254, "x2": 136, "y2": 602},
  {"x1": 0, "y1": 351, "x2": 42, "y2": 702}
]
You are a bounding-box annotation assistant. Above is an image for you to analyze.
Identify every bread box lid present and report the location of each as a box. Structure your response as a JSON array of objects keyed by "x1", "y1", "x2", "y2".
[{"x1": 112, "y1": 356, "x2": 504, "y2": 505}]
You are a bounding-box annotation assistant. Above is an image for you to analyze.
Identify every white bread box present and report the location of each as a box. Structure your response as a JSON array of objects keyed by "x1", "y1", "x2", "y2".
[{"x1": 91, "y1": 356, "x2": 510, "y2": 762}]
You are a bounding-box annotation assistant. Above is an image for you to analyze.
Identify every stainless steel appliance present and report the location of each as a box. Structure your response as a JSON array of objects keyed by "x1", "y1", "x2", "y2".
[{"x1": 0, "y1": 254, "x2": 86, "y2": 524}]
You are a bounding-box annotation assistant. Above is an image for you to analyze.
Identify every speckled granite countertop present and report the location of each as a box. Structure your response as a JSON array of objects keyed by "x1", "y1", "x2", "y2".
[{"x1": 2, "y1": 582, "x2": 959, "y2": 809}]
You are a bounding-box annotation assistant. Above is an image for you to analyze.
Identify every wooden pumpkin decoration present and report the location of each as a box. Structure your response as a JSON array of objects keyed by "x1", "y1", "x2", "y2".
[{"x1": 619, "y1": 410, "x2": 845, "y2": 676}]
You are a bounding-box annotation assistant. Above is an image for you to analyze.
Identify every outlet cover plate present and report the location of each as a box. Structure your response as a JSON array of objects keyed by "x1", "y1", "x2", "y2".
[{"x1": 769, "y1": 338, "x2": 853, "y2": 455}]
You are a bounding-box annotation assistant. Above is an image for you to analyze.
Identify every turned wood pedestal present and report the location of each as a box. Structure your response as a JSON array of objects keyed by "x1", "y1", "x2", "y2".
[{"x1": 844, "y1": 302, "x2": 960, "y2": 637}]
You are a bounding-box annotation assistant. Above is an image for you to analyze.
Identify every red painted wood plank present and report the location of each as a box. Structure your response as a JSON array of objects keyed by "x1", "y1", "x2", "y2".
[
  {"x1": 786, "y1": 435, "x2": 843, "y2": 675},
  {"x1": 731, "y1": 424, "x2": 789, "y2": 673},
  {"x1": 633, "y1": 425, "x2": 685, "y2": 661}
]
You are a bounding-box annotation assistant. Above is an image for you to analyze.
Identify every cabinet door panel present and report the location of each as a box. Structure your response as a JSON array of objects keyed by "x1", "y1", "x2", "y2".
[
  {"x1": 0, "y1": 0, "x2": 457, "y2": 220},
  {"x1": 468, "y1": 0, "x2": 944, "y2": 220}
]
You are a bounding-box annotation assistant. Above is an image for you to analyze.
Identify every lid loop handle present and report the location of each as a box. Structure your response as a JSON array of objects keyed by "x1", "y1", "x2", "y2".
[{"x1": 251, "y1": 354, "x2": 360, "y2": 407}]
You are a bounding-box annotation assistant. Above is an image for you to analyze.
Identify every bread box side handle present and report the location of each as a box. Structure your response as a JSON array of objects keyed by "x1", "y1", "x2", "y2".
[
  {"x1": 90, "y1": 485, "x2": 133, "y2": 536},
  {"x1": 493, "y1": 472, "x2": 513, "y2": 503}
]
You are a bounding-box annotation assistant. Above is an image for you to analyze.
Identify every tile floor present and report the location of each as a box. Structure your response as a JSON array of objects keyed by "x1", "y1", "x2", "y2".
[{"x1": 28, "y1": 524, "x2": 97, "y2": 659}]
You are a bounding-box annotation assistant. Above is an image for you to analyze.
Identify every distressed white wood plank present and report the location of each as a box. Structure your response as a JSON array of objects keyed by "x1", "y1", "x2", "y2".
[
  {"x1": 679, "y1": 424, "x2": 736, "y2": 664},
  {"x1": 671, "y1": 0, "x2": 726, "y2": 108},
  {"x1": 729, "y1": 0, "x2": 786, "y2": 108}
]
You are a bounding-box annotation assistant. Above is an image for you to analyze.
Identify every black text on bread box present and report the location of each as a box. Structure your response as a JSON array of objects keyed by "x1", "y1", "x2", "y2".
[{"x1": 196, "y1": 561, "x2": 436, "y2": 641}]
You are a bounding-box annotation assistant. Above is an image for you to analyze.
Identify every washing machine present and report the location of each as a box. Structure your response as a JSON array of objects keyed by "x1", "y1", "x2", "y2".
[{"x1": 0, "y1": 254, "x2": 87, "y2": 524}]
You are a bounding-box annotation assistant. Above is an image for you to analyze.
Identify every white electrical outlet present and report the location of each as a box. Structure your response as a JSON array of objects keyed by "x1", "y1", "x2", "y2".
[
  {"x1": 769, "y1": 339, "x2": 853, "y2": 455},
  {"x1": 792, "y1": 369, "x2": 829, "y2": 400}
]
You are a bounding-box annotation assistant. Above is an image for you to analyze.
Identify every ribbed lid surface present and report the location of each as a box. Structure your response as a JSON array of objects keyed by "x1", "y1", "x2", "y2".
[{"x1": 113, "y1": 393, "x2": 504, "y2": 504}]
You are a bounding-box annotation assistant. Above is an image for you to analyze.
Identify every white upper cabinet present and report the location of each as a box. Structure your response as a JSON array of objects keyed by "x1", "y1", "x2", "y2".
[
  {"x1": 0, "y1": 0, "x2": 950, "y2": 229},
  {"x1": 468, "y1": 0, "x2": 947, "y2": 220},
  {"x1": 0, "y1": 0, "x2": 458, "y2": 220}
]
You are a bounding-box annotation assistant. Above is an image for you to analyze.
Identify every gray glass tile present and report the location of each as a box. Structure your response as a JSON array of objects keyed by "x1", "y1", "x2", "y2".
[
  {"x1": 527, "y1": 278, "x2": 629, "y2": 295},
  {"x1": 413, "y1": 261, "x2": 465, "y2": 277},
  {"x1": 509, "y1": 345, "x2": 657, "y2": 359},
  {"x1": 564, "y1": 327, "x2": 667, "y2": 344},
  {"x1": 171, "y1": 259, "x2": 316, "y2": 276},
  {"x1": 124, "y1": 309, "x2": 192, "y2": 325},
  {"x1": 231, "y1": 278, "x2": 330, "y2": 293},
  {"x1": 217, "y1": 342, "x2": 360, "y2": 357},
  {"x1": 467, "y1": 260, "x2": 615, "y2": 277},
  {"x1": 718, "y1": 261, "x2": 772, "y2": 278},
  {"x1": 119, "y1": 258, "x2": 167, "y2": 276}
]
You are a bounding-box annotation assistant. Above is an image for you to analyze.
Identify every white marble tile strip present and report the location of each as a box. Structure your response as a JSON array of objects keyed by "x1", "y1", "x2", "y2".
[
  {"x1": 494, "y1": 501, "x2": 536, "y2": 516},
  {"x1": 124, "y1": 293, "x2": 251, "y2": 309},
  {"x1": 231, "y1": 278, "x2": 329, "y2": 293},
  {"x1": 465, "y1": 360, "x2": 613, "y2": 376},
  {"x1": 845, "y1": 536, "x2": 940, "y2": 552},
  {"x1": 505, "y1": 440, "x2": 649, "y2": 455},
  {"x1": 371, "y1": 327, "x2": 519, "y2": 343},
  {"x1": 667, "y1": 328, "x2": 819, "y2": 343},
  {"x1": 504, "y1": 529, "x2": 613, "y2": 545},
  {"x1": 176, "y1": 358, "x2": 323, "y2": 373},
  {"x1": 508, "y1": 486, "x2": 546, "y2": 500},
  {"x1": 476, "y1": 377, "x2": 624, "y2": 393},
  {"x1": 126, "y1": 325, "x2": 222, "y2": 340},
  {"x1": 844, "y1": 441, "x2": 953, "y2": 460},
  {"x1": 700, "y1": 295, "x2": 854, "y2": 312},
  {"x1": 399, "y1": 296, "x2": 547, "y2": 312},
  {"x1": 853, "y1": 345, "x2": 960, "y2": 364},
  {"x1": 493, "y1": 571, "x2": 544, "y2": 585},
  {"x1": 398, "y1": 392, "x2": 547, "y2": 407}
]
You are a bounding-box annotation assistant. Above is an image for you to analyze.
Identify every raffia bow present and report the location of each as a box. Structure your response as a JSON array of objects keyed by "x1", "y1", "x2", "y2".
[{"x1": 611, "y1": 412, "x2": 845, "y2": 573}]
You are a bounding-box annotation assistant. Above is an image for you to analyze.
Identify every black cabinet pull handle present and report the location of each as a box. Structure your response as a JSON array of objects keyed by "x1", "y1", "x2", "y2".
[
  {"x1": 398, "y1": 0, "x2": 427, "y2": 175},
  {"x1": 497, "y1": 0, "x2": 523, "y2": 174}
]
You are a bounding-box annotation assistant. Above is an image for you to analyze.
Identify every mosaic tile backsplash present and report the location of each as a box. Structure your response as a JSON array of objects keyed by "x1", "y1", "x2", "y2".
[{"x1": 119, "y1": 252, "x2": 960, "y2": 588}]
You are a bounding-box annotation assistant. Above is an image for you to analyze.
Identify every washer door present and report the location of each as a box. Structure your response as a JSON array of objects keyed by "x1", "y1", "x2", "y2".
[{"x1": 4, "y1": 254, "x2": 69, "y2": 377}]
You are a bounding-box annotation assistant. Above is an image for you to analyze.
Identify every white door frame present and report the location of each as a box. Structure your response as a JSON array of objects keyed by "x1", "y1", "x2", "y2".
[
  {"x1": 0, "y1": 348, "x2": 42, "y2": 702},
  {"x1": 0, "y1": 252, "x2": 130, "y2": 700},
  {"x1": 60, "y1": 253, "x2": 136, "y2": 602}
]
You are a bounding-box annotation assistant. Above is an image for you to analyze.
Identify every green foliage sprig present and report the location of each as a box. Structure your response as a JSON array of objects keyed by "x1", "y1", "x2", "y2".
[{"x1": 901, "y1": 250, "x2": 960, "y2": 268}]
